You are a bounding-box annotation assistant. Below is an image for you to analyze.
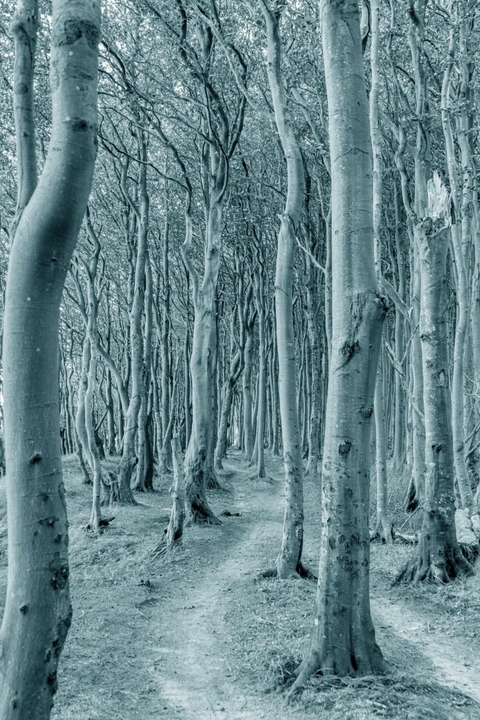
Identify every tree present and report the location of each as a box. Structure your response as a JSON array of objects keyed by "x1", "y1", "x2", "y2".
[
  {"x1": 0, "y1": 0, "x2": 100, "y2": 717},
  {"x1": 258, "y1": 0, "x2": 306, "y2": 578},
  {"x1": 176, "y1": 5, "x2": 246, "y2": 523},
  {"x1": 293, "y1": 0, "x2": 386, "y2": 685},
  {"x1": 396, "y1": 175, "x2": 473, "y2": 583}
]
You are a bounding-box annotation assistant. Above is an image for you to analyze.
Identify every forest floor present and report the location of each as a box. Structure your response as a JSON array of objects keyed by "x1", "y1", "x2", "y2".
[{"x1": 2, "y1": 452, "x2": 480, "y2": 719}]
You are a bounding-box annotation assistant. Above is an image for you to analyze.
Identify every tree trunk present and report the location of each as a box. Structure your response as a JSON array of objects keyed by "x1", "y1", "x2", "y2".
[
  {"x1": 397, "y1": 215, "x2": 472, "y2": 583},
  {"x1": 293, "y1": 0, "x2": 386, "y2": 685},
  {"x1": 205, "y1": 295, "x2": 222, "y2": 490},
  {"x1": 116, "y1": 147, "x2": 149, "y2": 505},
  {"x1": 215, "y1": 351, "x2": 242, "y2": 472},
  {"x1": 305, "y1": 253, "x2": 321, "y2": 477},
  {"x1": 393, "y1": 184, "x2": 406, "y2": 465},
  {"x1": 259, "y1": 0, "x2": 305, "y2": 578},
  {"x1": 373, "y1": 353, "x2": 392, "y2": 543},
  {"x1": 160, "y1": 212, "x2": 172, "y2": 472},
  {"x1": 370, "y1": 0, "x2": 391, "y2": 544},
  {"x1": 182, "y1": 202, "x2": 222, "y2": 524},
  {"x1": 83, "y1": 216, "x2": 108, "y2": 529},
  {"x1": 105, "y1": 368, "x2": 116, "y2": 455},
  {"x1": 270, "y1": 320, "x2": 280, "y2": 456},
  {"x1": 164, "y1": 437, "x2": 185, "y2": 550},
  {"x1": 136, "y1": 255, "x2": 153, "y2": 491},
  {"x1": 254, "y1": 267, "x2": 267, "y2": 479},
  {"x1": 184, "y1": 320, "x2": 192, "y2": 451},
  {"x1": 441, "y1": 19, "x2": 474, "y2": 510},
  {"x1": 243, "y1": 327, "x2": 254, "y2": 459},
  {"x1": 0, "y1": 1, "x2": 100, "y2": 716}
]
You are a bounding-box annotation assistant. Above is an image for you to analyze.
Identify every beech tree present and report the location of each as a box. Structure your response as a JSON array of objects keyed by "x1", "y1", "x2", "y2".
[
  {"x1": 396, "y1": 176, "x2": 473, "y2": 582},
  {"x1": 0, "y1": 0, "x2": 100, "y2": 717},
  {"x1": 293, "y1": 0, "x2": 386, "y2": 685},
  {"x1": 258, "y1": 0, "x2": 306, "y2": 578}
]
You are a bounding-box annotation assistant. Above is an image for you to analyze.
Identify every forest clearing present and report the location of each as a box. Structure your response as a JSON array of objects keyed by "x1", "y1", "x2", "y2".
[{"x1": 2, "y1": 0, "x2": 480, "y2": 718}]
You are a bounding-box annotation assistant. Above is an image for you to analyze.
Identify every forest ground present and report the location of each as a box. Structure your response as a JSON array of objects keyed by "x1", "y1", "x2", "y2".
[{"x1": 1, "y1": 453, "x2": 480, "y2": 719}]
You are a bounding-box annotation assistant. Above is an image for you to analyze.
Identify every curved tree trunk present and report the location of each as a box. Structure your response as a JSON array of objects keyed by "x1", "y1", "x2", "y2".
[
  {"x1": 254, "y1": 269, "x2": 267, "y2": 479},
  {"x1": 116, "y1": 146, "x2": 149, "y2": 505},
  {"x1": 183, "y1": 203, "x2": 222, "y2": 524},
  {"x1": 393, "y1": 184, "x2": 406, "y2": 466},
  {"x1": 160, "y1": 211, "x2": 172, "y2": 473},
  {"x1": 259, "y1": 0, "x2": 305, "y2": 579},
  {"x1": 215, "y1": 346, "x2": 243, "y2": 472},
  {"x1": 293, "y1": 0, "x2": 386, "y2": 686},
  {"x1": 85, "y1": 339, "x2": 104, "y2": 530},
  {"x1": 136, "y1": 255, "x2": 153, "y2": 491},
  {"x1": 441, "y1": 21, "x2": 474, "y2": 510},
  {"x1": 205, "y1": 297, "x2": 222, "y2": 490},
  {"x1": 75, "y1": 335, "x2": 94, "y2": 475},
  {"x1": 243, "y1": 329, "x2": 254, "y2": 459},
  {"x1": 0, "y1": 1, "x2": 100, "y2": 716},
  {"x1": 83, "y1": 218, "x2": 108, "y2": 529}
]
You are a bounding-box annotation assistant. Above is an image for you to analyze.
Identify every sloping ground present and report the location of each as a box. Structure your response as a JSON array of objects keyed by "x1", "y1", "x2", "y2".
[{"x1": 0, "y1": 453, "x2": 479, "y2": 719}]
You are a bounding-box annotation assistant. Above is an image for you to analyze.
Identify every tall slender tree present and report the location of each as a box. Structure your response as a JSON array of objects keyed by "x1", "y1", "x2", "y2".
[
  {"x1": 258, "y1": 0, "x2": 306, "y2": 578},
  {"x1": 293, "y1": 0, "x2": 386, "y2": 685},
  {"x1": 0, "y1": 0, "x2": 100, "y2": 716}
]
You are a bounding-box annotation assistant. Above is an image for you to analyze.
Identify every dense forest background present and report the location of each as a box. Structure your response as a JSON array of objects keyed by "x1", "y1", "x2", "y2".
[{"x1": 2, "y1": 0, "x2": 480, "y2": 718}]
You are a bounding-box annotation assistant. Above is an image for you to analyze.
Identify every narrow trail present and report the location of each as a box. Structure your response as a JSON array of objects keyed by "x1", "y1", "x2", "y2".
[
  {"x1": 372, "y1": 598, "x2": 480, "y2": 705},
  {"x1": 151, "y1": 460, "x2": 285, "y2": 719}
]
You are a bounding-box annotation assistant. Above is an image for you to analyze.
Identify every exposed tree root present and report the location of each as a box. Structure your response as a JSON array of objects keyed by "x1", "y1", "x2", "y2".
[
  {"x1": 184, "y1": 451, "x2": 221, "y2": 523},
  {"x1": 257, "y1": 562, "x2": 316, "y2": 581},
  {"x1": 295, "y1": 562, "x2": 317, "y2": 580},
  {"x1": 370, "y1": 518, "x2": 394, "y2": 544},
  {"x1": 111, "y1": 456, "x2": 139, "y2": 505},
  {"x1": 203, "y1": 456, "x2": 223, "y2": 490},
  {"x1": 185, "y1": 499, "x2": 221, "y2": 526},
  {"x1": 288, "y1": 642, "x2": 386, "y2": 696},
  {"x1": 109, "y1": 482, "x2": 138, "y2": 506},
  {"x1": 85, "y1": 515, "x2": 114, "y2": 532},
  {"x1": 250, "y1": 474, "x2": 276, "y2": 484},
  {"x1": 206, "y1": 475, "x2": 225, "y2": 491},
  {"x1": 395, "y1": 544, "x2": 473, "y2": 584},
  {"x1": 151, "y1": 534, "x2": 183, "y2": 559}
]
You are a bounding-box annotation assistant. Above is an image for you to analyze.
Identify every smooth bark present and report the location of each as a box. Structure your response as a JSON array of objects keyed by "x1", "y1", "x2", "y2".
[
  {"x1": 259, "y1": 0, "x2": 305, "y2": 578},
  {"x1": 0, "y1": 2, "x2": 100, "y2": 716},
  {"x1": 293, "y1": 0, "x2": 386, "y2": 685}
]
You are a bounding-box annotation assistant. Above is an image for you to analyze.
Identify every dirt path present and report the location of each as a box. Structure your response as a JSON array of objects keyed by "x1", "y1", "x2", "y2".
[
  {"x1": 372, "y1": 598, "x2": 480, "y2": 705},
  {"x1": 148, "y1": 462, "x2": 286, "y2": 720},
  {"x1": 49, "y1": 453, "x2": 480, "y2": 719}
]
